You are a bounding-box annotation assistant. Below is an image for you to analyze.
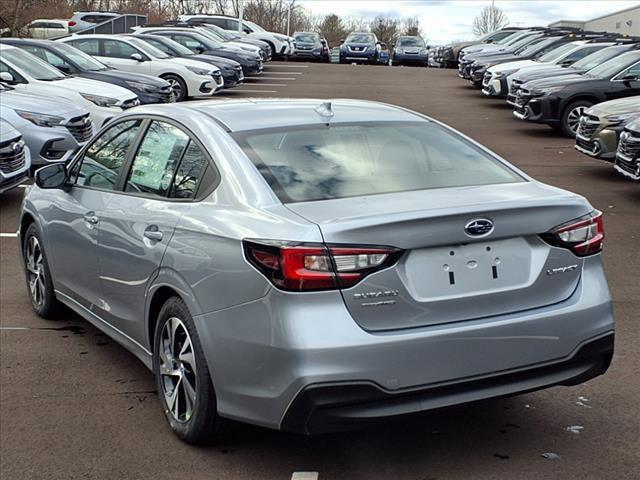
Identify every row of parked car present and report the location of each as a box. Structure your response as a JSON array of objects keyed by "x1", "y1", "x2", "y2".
[
  {"x1": 0, "y1": 14, "x2": 303, "y2": 193},
  {"x1": 444, "y1": 26, "x2": 640, "y2": 181}
]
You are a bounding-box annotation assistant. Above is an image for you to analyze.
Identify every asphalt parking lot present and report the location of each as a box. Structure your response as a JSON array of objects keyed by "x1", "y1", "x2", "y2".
[{"x1": 1, "y1": 61, "x2": 639, "y2": 480}]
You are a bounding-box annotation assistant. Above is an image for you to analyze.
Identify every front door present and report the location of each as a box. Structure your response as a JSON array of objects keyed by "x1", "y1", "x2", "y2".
[{"x1": 46, "y1": 119, "x2": 143, "y2": 310}]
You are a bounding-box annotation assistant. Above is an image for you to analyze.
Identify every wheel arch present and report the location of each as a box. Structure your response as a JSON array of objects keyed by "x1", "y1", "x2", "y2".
[
  {"x1": 20, "y1": 212, "x2": 36, "y2": 248},
  {"x1": 560, "y1": 94, "x2": 603, "y2": 113}
]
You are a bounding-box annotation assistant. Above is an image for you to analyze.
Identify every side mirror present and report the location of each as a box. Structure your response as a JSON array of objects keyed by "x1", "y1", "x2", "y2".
[
  {"x1": 559, "y1": 60, "x2": 573, "y2": 67},
  {"x1": 0, "y1": 71, "x2": 15, "y2": 84},
  {"x1": 621, "y1": 73, "x2": 638, "y2": 82},
  {"x1": 130, "y1": 52, "x2": 144, "y2": 62},
  {"x1": 35, "y1": 163, "x2": 68, "y2": 189},
  {"x1": 57, "y1": 65, "x2": 73, "y2": 74},
  {"x1": 194, "y1": 45, "x2": 205, "y2": 54}
]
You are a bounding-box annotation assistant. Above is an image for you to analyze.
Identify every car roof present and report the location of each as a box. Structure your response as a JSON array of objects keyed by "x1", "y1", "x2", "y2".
[{"x1": 131, "y1": 99, "x2": 428, "y2": 133}]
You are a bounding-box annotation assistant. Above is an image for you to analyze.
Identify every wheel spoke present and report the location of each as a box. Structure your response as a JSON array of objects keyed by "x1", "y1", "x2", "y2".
[{"x1": 181, "y1": 378, "x2": 194, "y2": 420}]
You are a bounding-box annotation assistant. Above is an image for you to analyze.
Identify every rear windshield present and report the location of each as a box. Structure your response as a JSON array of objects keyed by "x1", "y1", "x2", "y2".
[{"x1": 235, "y1": 122, "x2": 523, "y2": 203}]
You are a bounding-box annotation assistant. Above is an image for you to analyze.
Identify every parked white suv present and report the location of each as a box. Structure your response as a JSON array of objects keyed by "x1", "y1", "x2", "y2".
[
  {"x1": 59, "y1": 34, "x2": 223, "y2": 101},
  {"x1": 178, "y1": 15, "x2": 294, "y2": 58},
  {"x1": 0, "y1": 44, "x2": 138, "y2": 127}
]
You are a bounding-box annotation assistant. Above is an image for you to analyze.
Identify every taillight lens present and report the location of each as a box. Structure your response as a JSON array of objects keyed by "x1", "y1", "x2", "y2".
[
  {"x1": 540, "y1": 210, "x2": 604, "y2": 257},
  {"x1": 68, "y1": 21, "x2": 76, "y2": 26},
  {"x1": 243, "y1": 240, "x2": 403, "y2": 292}
]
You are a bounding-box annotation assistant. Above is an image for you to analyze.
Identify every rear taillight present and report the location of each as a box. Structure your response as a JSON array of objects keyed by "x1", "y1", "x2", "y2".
[
  {"x1": 540, "y1": 210, "x2": 604, "y2": 257},
  {"x1": 243, "y1": 240, "x2": 403, "y2": 292},
  {"x1": 68, "y1": 21, "x2": 76, "y2": 26}
]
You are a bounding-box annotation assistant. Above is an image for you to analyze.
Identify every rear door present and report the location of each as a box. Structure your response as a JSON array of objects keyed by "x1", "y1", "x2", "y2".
[
  {"x1": 100, "y1": 39, "x2": 151, "y2": 74},
  {"x1": 95, "y1": 119, "x2": 197, "y2": 342}
]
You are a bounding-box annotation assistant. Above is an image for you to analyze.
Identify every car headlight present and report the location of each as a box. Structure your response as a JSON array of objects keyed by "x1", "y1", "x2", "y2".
[
  {"x1": 80, "y1": 93, "x2": 119, "y2": 107},
  {"x1": 14, "y1": 110, "x2": 64, "y2": 127},
  {"x1": 185, "y1": 66, "x2": 212, "y2": 76},
  {"x1": 420, "y1": 49, "x2": 428, "y2": 55},
  {"x1": 495, "y1": 69, "x2": 518, "y2": 79},
  {"x1": 274, "y1": 34, "x2": 288, "y2": 42},
  {"x1": 604, "y1": 112, "x2": 639, "y2": 123},
  {"x1": 532, "y1": 86, "x2": 565, "y2": 96},
  {"x1": 396, "y1": 48, "x2": 404, "y2": 54},
  {"x1": 124, "y1": 80, "x2": 156, "y2": 93}
]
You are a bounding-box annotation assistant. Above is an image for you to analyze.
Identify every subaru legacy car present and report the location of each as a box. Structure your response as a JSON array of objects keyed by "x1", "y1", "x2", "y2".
[{"x1": 21, "y1": 99, "x2": 614, "y2": 444}]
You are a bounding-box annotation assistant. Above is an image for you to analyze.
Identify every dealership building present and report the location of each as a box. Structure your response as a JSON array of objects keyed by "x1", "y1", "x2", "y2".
[{"x1": 548, "y1": 5, "x2": 639, "y2": 35}]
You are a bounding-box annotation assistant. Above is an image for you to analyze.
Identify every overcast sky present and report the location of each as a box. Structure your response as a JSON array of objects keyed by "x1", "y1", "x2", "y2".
[{"x1": 299, "y1": 0, "x2": 639, "y2": 44}]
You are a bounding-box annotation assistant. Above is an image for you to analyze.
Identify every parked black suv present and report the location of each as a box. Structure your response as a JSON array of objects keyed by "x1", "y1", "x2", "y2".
[
  {"x1": 508, "y1": 42, "x2": 640, "y2": 106},
  {"x1": 130, "y1": 34, "x2": 244, "y2": 88},
  {"x1": 0, "y1": 38, "x2": 174, "y2": 103},
  {"x1": 513, "y1": 50, "x2": 640, "y2": 136}
]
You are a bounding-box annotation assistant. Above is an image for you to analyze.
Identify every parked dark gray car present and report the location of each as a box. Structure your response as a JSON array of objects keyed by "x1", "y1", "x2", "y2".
[{"x1": 21, "y1": 99, "x2": 614, "y2": 444}]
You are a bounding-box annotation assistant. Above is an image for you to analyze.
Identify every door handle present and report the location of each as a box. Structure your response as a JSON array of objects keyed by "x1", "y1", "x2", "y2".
[
  {"x1": 83, "y1": 213, "x2": 99, "y2": 225},
  {"x1": 143, "y1": 226, "x2": 163, "y2": 241}
]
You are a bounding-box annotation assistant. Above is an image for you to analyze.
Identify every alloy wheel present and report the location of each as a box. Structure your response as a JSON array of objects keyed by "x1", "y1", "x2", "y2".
[
  {"x1": 166, "y1": 79, "x2": 183, "y2": 101},
  {"x1": 159, "y1": 317, "x2": 198, "y2": 423},
  {"x1": 25, "y1": 235, "x2": 45, "y2": 308},
  {"x1": 567, "y1": 106, "x2": 587, "y2": 135}
]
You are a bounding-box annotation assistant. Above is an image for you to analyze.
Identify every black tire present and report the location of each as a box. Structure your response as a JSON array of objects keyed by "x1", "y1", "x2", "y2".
[
  {"x1": 560, "y1": 100, "x2": 593, "y2": 138},
  {"x1": 161, "y1": 74, "x2": 188, "y2": 102},
  {"x1": 153, "y1": 296, "x2": 224, "y2": 444},
  {"x1": 22, "y1": 223, "x2": 59, "y2": 318}
]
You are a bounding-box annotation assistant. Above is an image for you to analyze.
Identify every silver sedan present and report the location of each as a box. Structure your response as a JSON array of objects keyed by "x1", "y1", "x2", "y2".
[{"x1": 20, "y1": 99, "x2": 614, "y2": 444}]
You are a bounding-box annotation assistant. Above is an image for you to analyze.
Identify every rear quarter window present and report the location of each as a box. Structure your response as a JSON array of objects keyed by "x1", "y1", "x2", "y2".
[{"x1": 234, "y1": 122, "x2": 523, "y2": 203}]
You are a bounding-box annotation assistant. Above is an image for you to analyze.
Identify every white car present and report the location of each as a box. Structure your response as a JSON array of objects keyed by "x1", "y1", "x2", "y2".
[
  {"x1": 0, "y1": 44, "x2": 138, "y2": 128},
  {"x1": 58, "y1": 34, "x2": 224, "y2": 101},
  {"x1": 178, "y1": 15, "x2": 294, "y2": 58},
  {"x1": 27, "y1": 19, "x2": 69, "y2": 39},
  {"x1": 482, "y1": 41, "x2": 615, "y2": 97}
]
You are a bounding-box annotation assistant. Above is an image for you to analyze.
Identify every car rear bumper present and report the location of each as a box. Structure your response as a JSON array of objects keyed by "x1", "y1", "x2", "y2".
[
  {"x1": 281, "y1": 332, "x2": 613, "y2": 434},
  {"x1": 193, "y1": 255, "x2": 614, "y2": 431}
]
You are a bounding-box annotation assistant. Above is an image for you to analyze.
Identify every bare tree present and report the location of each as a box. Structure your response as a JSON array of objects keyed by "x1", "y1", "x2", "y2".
[
  {"x1": 472, "y1": 2, "x2": 508, "y2": 36},
  {"x1": 370, "y1": 14, "x2": 399, "y2": 46},
  {"x1": 401, "y1": 16, "x2": 421, "y2": 36}
]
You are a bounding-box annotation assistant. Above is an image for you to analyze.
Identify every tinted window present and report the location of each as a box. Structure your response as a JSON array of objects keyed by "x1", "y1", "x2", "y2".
[
  {"x1": 346, "y1": 33, "x2": 375, "y2": 44},
  {"x1": 29, "y1": 22, "x2": 47, "y2": 28},
  {"x1": 69, "y1": 38, "x2": 100, "y2": 56},
  {"x1": 170, "y1": 141, "x2": 210, "y2": 199},
  {"x1": 74, "y1": 120, "x2": 142, "y2": 190},
  {"x1": 623, "y1": 62, "x2": 640, "y2": 77},
  {"x1": 564, "y1": 46, "x2": 602, "y2": 63},
  {"x1": 236, "y1": 123, "x2": 522, "y2": 203},
  {"x1": 103, "y1": 40, "x2": 139, "y2": 59},
  {"x1": 49, "y1": 23, "x2": 65, "y2": 29},
  {"x1": 170, "y1": 34, "x2": 205, "y2": 51},
  {"x1": 125, "y1": 121, "x2": 189, "y2": 197}
]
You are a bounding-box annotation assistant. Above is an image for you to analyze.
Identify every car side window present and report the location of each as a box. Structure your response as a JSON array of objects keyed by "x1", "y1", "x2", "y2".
[
  {"x1": 622, "y1": 62, "x2": 640, "y2": 77},
  {"x1": 71, "y1": 120, "x2": 142, "y2": 190},
  {"x1": 22, "y1": 46, "x2": 71, "y2": 70},
  {"x1": 103, "y1": 40, "x2": 139, "y2": 59},
  {"x1": 29, "y1": 21, "x2": 47, "y2": 28},
  {"x1": 170, "y1": 141, "x2": 211, "y2": 199},
  {"x1": 564, "y1": 46, "x2": 599, "y2": 63},
  {"x1": 49, "y1": 23, "x2": 66, "y2": 29},
  {"x1": 124, "y1": 121, "x2": 189, "y2": 197},
  {"x1": 70, "y1": 39, "x2": 100, "y2": 56},
  {"x1": 0, "y1": 61, "x2": 25, "y2": 83},
  {"x1": 170, "y1": 34, "x2": 204, "y2": 51}
]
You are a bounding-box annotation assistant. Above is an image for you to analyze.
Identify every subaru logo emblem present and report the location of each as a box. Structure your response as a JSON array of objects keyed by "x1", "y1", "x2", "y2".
[{"x1": 464, "y1": 218, "x2": 494, "y2": 237}]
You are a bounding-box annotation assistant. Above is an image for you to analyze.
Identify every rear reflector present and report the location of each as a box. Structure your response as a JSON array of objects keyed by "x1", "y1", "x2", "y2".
[
  {"x1": 540, "y1": 210, "x2": 604, "y2": 257},
  {"x1": 68, "y1": 21, "x2": 76, "y2": 26},
  {"x1": 243, "y1": 240, "x2": 403, "y2": 292}
]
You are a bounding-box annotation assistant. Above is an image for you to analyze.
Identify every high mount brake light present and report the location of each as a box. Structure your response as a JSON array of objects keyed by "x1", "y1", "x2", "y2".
[
  {"x1": 541, "y1": 210, "x2": 604, "y2": 257},
  {"x1": 243, "y1": 240, "x2": 403, "y2": 292}
]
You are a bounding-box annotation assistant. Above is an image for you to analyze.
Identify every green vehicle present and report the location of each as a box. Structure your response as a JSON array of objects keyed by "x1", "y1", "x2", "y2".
[{"x1": 575, "y1": 96, "x2": 640, "y2": 161}]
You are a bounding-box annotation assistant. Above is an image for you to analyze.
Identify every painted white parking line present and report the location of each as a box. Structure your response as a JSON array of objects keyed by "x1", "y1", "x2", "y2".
[
  {"x1": 0, "y1": 233, "x2": 18, "y2": 238},
  {"x1": 267, "y1": 64, "x2": 308, "y2": 68},
  {"x1": 263, "y1": 72, "x2": 303, "y2": 75},
  {"x1": 234, "y1": 89, "x2": 278, "y2": 93},
  {"x1": 0, "y1": 327, "x2": 30, "y2": 331},
  {"x1": 246, "y1": 77, "x2": 297, "y2": 81},
  {"x1": 291, "y1": 473, "x2": 318, "y2": 480},
  {"x1": 245, "y1": 83, "x2": 287, "y2": 87}
]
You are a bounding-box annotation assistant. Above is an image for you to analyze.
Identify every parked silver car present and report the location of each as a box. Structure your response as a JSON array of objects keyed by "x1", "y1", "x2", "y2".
[
  {"x1": 20, "y1": 99, "x2": 614, "y2": 444},
  {"x1": 0, "y1": 84, "x2": 92, "y2": 166},
  {"x1": 0, "y1": 120, "x2": 30, "y2": 193}
]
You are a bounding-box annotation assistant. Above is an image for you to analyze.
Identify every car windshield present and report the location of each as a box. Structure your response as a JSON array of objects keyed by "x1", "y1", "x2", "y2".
[
  {"x1": 245, "y1": 20, "x2": 264, "y2": 32},
  {"x1": 198, "y1": 26, "x2": 227, "y2": 42},
  {"x1": 294, "y1": 33, "x2": 320, "y2": 43},
  {"x1": 127, "y1": 37, "x2": 171, "y2": 58},
  {"x1": 209, "y1": 24, "x2": 236, "y2": 40},
  {"x1": 144, "y1": 37, "x2": 194, "y2": 56},
  {"x1": 398, "y1": 37, "x2": 424, "y2": 47},
  {"x1": 234, "y1": 122, "x2": 522, "y2": 203},
  {"x1": 189, "y1": 30, "x2": 223, "y2": 48},
  {"x1": 346, "y1": 33, "x2": 375, "y2": 44},
  {"x1": 495, "y1": 31, "x2": 521, "y2": 44},
  {"x1": 1, "y1": 48, "x2": 65, "y2": 80},
  {"x1": 518, "y1": 37, "x2": 560, "y2": 56},
  {"x1": 537, "y1": 42, "x2": 577, "y2": 63},
  {"x1": 573, "y1": 46, "x2": 628, "y2": 71},
  {"x1": 53, "y1": 42, "x2": 108, "y2": 71},
  {"x1": 586, "y1": 52, "x2": 640, "y2": 78},
  {"x1": 501, "y1": 31, "x2": 534, "y2": 46},
  {"x1": 509, "y1": 34, "x2": 543, "y2": 53}
]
